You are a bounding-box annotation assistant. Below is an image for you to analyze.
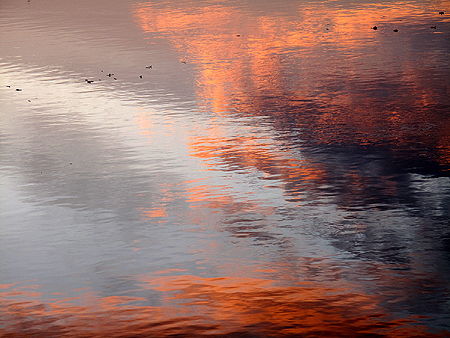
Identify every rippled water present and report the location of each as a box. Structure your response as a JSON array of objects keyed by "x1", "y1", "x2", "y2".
[{"x1": 1, "y1": 0, "x2": 450, "y2": 337}]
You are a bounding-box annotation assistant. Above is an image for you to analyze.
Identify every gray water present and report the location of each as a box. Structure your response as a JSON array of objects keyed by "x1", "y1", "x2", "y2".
[{"x1": 1, "y1": 0, "x2": 450, "y2": 337}]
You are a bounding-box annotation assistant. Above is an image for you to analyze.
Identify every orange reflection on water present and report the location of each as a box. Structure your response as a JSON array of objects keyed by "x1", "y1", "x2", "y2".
[
  {"x1": 136, "y1": 177, "x2": 274, "y2": 227},
  {"x1": 140, "y1": 206, "x2": 168, "y2": 219},
  {"x1": 189, "y1": 132, "x2": 329, "y2": 199},
  {"x1": 1, "y1": 276, "x2": 448, "y2": 338},
  {"x1": 134, "y1": 1, "x2": 450, "y2": 169}
]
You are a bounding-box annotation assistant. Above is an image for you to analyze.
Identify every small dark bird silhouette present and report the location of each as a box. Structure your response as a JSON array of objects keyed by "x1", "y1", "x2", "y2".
[
  {"x1": 372, "y1": 26, "x2": 377, "y2": 30},
  {"x1": 140, "y1": 75, "x2": 143, "y2": 78},
  {"x1": 431, "y1": 26, "x2": 437, "y2": 29},
  {"x1": 181, "y1": 61, "x2": 187, "y2": 64},
  {"x1": 393, "y1": 29, "x2": 398, "y2": 32},
  {"x1": 145, "y1": 65, "x2": 152, "y2": 69},
  {"x1": 16, "y1": 88, "x2": 22, "y2": 91},
  {"x1": 439, "y1": 11, "x2": 444, "y2": 15},
  {"x1": 107, "y1": 73, "x2": 114, "y2": 77}
]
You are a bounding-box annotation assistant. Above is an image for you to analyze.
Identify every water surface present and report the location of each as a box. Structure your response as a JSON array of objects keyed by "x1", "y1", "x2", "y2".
[{"x1": 1, "y1": 0, "x2": 450, "y2": 337}]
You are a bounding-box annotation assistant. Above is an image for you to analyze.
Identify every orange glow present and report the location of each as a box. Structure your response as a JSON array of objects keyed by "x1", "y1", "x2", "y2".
[
  {"x1": 136, "y1": 107, "x2": 154, "y2": 137},
  {"x1": 188, "y1": 132, "x2": 329, "y2": 198},
  {"x1": 185, "y1": 182, "x2": 275, "y2": 218},
  {"x1": 1, "y1": 276, "x2": 448, "y2": 337},
  {"x1": 133, "y1": 1, "x2": 450, "y2": 171},
  {"x1": 140, "y1": 206, "x2": 168, "y2": 219}
]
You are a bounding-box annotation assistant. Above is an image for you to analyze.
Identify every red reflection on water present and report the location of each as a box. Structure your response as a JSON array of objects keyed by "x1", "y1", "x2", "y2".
[{"x1": 1, "y1": 277, "x2": 448, "y2": 337}]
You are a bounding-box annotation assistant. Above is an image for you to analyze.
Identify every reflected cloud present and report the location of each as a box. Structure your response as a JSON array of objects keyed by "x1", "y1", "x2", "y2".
[
  {"x1": 2, "y1": 1, "x2": 450, "y2": 337},
  {"x1": 132, "y1": 0, "x2": 450, "y2": 279},
  {"x1": 134, "y1": 0, "x2": 450, "y2": 173},
  {"x1": 1, "y1": 274, "x2": 448, "y2": 337},
  {"x1": 133, "y1": 0, "x2": 450, "y2": 222}
]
